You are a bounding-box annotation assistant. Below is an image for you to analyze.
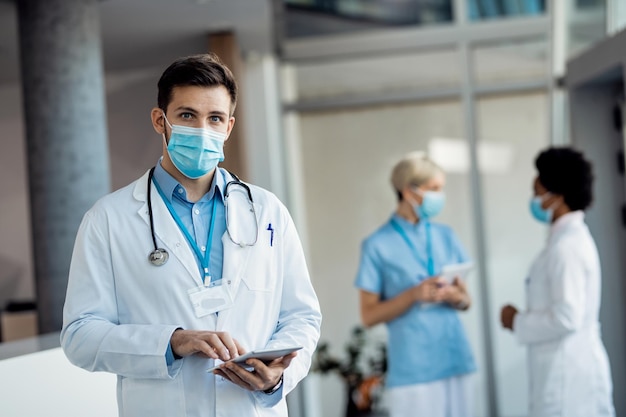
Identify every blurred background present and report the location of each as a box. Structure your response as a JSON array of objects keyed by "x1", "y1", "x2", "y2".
[{"x1": 1, "y1": 0, "x2": 626, "y2": 416}]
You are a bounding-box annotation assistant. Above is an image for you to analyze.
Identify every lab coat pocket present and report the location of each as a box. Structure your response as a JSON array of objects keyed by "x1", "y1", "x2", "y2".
[
  {"x1": 241, "y1": 275, "x2": 273, "y2": 292},
  {"x1": 120, "y1": 375, "x2": 185, "y2": 416}
]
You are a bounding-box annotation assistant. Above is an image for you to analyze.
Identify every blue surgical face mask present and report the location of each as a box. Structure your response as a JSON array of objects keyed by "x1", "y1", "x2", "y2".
[
  {"x1": 413, "y1": 190, "x2": 446, "y2": 219},
  {"x1": 529, "y1": 194, "x2": 553, "y2": 224},
  {"x1": 163, "y1": 114, "x2": 227, "y2": 179}
]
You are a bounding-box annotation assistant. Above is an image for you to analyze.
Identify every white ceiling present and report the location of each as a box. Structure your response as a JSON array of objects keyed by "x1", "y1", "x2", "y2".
[{"x1": 0, "y1": 0, "x2": 274, "y2": 85}]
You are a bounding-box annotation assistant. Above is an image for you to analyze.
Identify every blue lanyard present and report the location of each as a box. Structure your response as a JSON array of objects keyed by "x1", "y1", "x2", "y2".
[
  {"x1": 390, "y1": 218, "x2": 435, "y2": 276},
  {"x1": 152, "y1": 178, "x2": 217, "y2": 285}
]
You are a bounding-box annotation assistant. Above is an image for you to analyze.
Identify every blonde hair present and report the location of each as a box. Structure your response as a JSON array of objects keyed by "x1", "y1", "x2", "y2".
[{"x1": 391, "y1": 151, "x2": 443, "y2": 197}]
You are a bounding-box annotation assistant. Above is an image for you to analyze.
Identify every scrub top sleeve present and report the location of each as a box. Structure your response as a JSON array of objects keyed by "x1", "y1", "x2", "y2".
[
  {"x1": 515, "y1": 242, "x2": 587, "y2": 345},
  {"x1": 354, "y1": 239, "x2": 383, "y2": 295}
]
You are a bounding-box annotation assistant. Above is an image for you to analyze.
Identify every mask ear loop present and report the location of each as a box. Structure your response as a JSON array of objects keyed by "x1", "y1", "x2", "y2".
[
  {"x1": 162, "y1": 112, "x2": 173, "y2": 130},
  {"x1": 409, "y1": 186, "x2": 423, "y2": 207},
  {"x1": 542, "y1": 192, "x2": 560, "y2": 211},
  {"x1": 161, "y1": 111, "x2": 172, "y2": 146}
]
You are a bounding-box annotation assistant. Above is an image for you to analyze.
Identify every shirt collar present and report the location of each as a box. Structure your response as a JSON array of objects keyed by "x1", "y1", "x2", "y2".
[
  {"x1": 391, "y1": 213, "x2": 428, "y2": 230},
  {"x1": 153, "y1": 159, "x2": 225, "y2": 204},
  {"x1": 550, "y1": 210, "x2": 585, "y2": 237}
]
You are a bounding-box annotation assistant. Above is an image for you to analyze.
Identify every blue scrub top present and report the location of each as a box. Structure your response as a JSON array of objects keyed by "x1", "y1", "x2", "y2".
[{"x1": 354, "y1": 214, "x2": 477, "y2": 387}]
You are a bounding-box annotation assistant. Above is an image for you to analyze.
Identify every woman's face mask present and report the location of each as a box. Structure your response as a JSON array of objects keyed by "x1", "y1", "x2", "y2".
[
  {"x1": 412, "y1": 189, "x2": 446, "y2": 219},
  {"x1": 529, "y1": 192, "x2": 554, "y2": 224},
  {"x1": 162, "y1": 113, "x2": 227, "y2": 179}
]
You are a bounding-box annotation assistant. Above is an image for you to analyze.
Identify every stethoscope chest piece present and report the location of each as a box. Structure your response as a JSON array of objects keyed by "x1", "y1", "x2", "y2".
[{"x1": 149, "y1": 248, "x2": 169, "y2": 266}]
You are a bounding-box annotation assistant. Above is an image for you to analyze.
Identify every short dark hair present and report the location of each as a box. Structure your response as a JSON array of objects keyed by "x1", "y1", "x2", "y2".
[
  {"x1": 535, "y1": 146, "x2": 594, "y2": 211},
  {"x1": 157, "y1": 53, "x2": 238, "y2": 115}
]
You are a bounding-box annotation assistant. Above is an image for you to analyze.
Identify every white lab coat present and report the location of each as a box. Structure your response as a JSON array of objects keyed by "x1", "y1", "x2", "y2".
[
  {"x1": 513, "y1": 211, "x2": 614, "y2": 417},
  {"x1": 61, "y1": 168, "x2": 322, "y2": 417}
]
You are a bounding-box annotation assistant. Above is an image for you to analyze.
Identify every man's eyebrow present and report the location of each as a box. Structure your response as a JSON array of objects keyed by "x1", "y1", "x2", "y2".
[
  {"x1": 173, "y1": 107, "x2": 229, "y2": 117},
  {"x1": 173, "y1": 106, "x2": 199, "y2": 114}
]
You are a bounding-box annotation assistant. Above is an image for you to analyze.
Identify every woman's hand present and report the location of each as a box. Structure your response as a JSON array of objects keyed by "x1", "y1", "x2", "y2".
[
  {"x1": 439, "y1": 277, "x2": 471, "y2": 310},
  {"x1": 410, "y1": 276, "x2": 447, "y2": 303}
]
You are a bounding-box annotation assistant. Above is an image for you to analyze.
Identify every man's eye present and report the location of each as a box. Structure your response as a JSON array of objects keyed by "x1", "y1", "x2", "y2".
[
  {"x1": 210, "y1": 116, "x2": 221, "y2": 122},
  {"x1": 181, "y1": 113, "x2": 193, "y2": 119}
]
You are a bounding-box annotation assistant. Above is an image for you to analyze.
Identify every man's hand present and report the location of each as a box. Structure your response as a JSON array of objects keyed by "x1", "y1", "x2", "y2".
[
  {"x1": 500, "y1": 304, "x2": 518, "y2": 330},
  {"x1": 170, "y1": 329, "x2": 242, "y2": 361},
  {"x1": 214, "y1": 352, "x2": 297, "y2": 392}
]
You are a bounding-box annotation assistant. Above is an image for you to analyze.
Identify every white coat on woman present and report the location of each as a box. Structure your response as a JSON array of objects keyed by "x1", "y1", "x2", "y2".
[
  {"x1": 61, "y1": 168, "x2": 322, "y2": 417},
  {"x1": 513, "y1": 211, "x2": 614, "y2": 417}
]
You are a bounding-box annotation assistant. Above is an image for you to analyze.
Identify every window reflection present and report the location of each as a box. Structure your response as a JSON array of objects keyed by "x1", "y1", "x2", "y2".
[
  {"x1": 284, "y1": 0, "x2": 453, "y2": 38},
  {"x1": 469, "y1": 0, "x2": 545, "y2": 20},
  {"x1": 576, "y1": 0, "x2": 604, "y2": 8},
  {"x1": 568, "y1": 0, "x2": 606, "y2": 56}
]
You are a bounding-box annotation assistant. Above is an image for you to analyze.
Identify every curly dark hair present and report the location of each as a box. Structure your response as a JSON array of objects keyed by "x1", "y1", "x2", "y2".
[{"x1": 535, "y1": 146, "x2": 594, "y2": 211}]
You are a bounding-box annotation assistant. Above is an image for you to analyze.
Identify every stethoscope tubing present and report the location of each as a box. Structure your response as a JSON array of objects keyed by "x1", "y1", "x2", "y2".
[
  {"x1": 146, "y1": 167, "x2": 256, "y2": 266},
  {"x1": 147, "y1": 167, "x2": 159, "y2": 252}
]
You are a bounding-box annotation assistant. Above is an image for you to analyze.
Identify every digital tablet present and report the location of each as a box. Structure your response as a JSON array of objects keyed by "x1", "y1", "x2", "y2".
[
  {"x1": 206, "y1": 346, "x2": 302, "y2": 372},
  {"x1": 439, "y1": 262, "x2": 474, "y2": 283}
]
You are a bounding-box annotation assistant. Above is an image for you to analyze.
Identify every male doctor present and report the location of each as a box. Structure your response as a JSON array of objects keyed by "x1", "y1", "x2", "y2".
[{"x1": 61, "y1": 53, "x2": 322, "y2": 417}]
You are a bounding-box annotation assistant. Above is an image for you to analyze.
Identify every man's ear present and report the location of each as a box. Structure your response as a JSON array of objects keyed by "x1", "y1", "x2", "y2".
[
  {"x1": 224, "y1": 116, "x2": 236, "y2": 141},
  {"x1": 150, "y1": 108, "x2": 166, "y2": 135}
]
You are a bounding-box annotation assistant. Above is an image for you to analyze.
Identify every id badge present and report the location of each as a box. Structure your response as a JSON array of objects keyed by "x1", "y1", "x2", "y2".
[{"x1": 188, "y1": 279, "x2": 234, "y2": 318}]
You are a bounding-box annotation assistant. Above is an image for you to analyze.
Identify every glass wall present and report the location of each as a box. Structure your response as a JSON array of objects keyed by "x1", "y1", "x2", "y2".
[
  {"x1": 293, "y1": 48, "x2": 461, "y2": 101},
  {"x1": 567, "y1": 0, "x2": 607, "y2": 56},
  {"x1": 278, "y1": 3, "x2": 558, "y2": 417},
  {"x1": 280, "y1": 0, "x2": 550, "y2": 38},
  {"x1": 469, "y1": 0, "x2": 545, "y2": 20},
  {"x1": 292, "y1": 98, "x2": 489, "y2": 417},
  {"x1": 283, "y1": 0, "x2": 454, "y2": 38},
  {"x1": 476, "y1": 92, "x2": 549, "y2": 416},
  {"x1": 472, "y1": 37, "x2": 548, "y2": 85}
]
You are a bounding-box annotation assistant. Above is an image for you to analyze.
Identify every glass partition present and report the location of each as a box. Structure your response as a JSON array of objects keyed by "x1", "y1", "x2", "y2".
[
  {"x1": 290, "y1": 48, "x2": 461, "y2": 101},
  {"x1": 568, "y1": 0, "x2": 607, "y2": 56},
  {"x1": 292, "y1": 98, "x2": 489, "y2": 417},
  {"x1": 476, "y1": 92, "x2": 549, "y2": 416},
  {"x1": 472, "y1": 37, "x2": 548, "y2": 85},
  {"x1": 283, "y1": 0, "x2": 454, "y2": 38},
  {"x1": 468, "y1": 0, "x2": 546, "y2": 20}
]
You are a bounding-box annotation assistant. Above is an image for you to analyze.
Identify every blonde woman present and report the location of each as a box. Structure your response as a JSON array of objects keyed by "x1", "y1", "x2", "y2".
[{"x1": 355, "y1": 152, "x2": 476, "y2": 417}]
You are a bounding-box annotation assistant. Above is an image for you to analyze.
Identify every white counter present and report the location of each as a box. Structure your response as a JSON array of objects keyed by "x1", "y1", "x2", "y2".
[{"x1": 0, "y1": 333, "x2": 117, "y2": 417}]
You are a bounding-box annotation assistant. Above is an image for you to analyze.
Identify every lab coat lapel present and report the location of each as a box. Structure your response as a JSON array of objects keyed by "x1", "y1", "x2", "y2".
[
  {"x1": 134, "y1": 172, "x2": 203, "y2": 286},
  {"x1": 216, "y1": 201, "x2": 260, "y2": 329}
]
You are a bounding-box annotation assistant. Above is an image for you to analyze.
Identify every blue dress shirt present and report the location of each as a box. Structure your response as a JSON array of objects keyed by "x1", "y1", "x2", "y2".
[
  {"x1": 153, "y1": 161, "x2": 226, "y2": 282},
  {"x1": 153, "y1": 161, "x2": 227, "y2": 365}
]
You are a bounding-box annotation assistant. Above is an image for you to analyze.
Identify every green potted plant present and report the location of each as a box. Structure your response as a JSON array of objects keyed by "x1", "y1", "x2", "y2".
[{"x1": 312, "y1": 326, "x2": 388, "y2": 417}]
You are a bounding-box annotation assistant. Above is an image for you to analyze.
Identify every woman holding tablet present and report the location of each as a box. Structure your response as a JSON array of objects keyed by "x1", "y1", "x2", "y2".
[
  {"x1": 500, "y1": 147, "x2": 615, "y2": 417},
  {"x1": 354, "y1": 151, "x2": 476, "y2": 417}
]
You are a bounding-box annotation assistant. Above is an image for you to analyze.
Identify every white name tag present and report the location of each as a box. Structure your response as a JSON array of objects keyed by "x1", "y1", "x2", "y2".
[{"x1": 188, "y1": 279, "x2": 234, "y2": 318}]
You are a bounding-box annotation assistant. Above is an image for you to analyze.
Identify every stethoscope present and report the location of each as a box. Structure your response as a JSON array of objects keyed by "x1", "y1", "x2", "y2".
[{"x1": 147, "y1": 167, "x2": 257, "y2": 267}]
